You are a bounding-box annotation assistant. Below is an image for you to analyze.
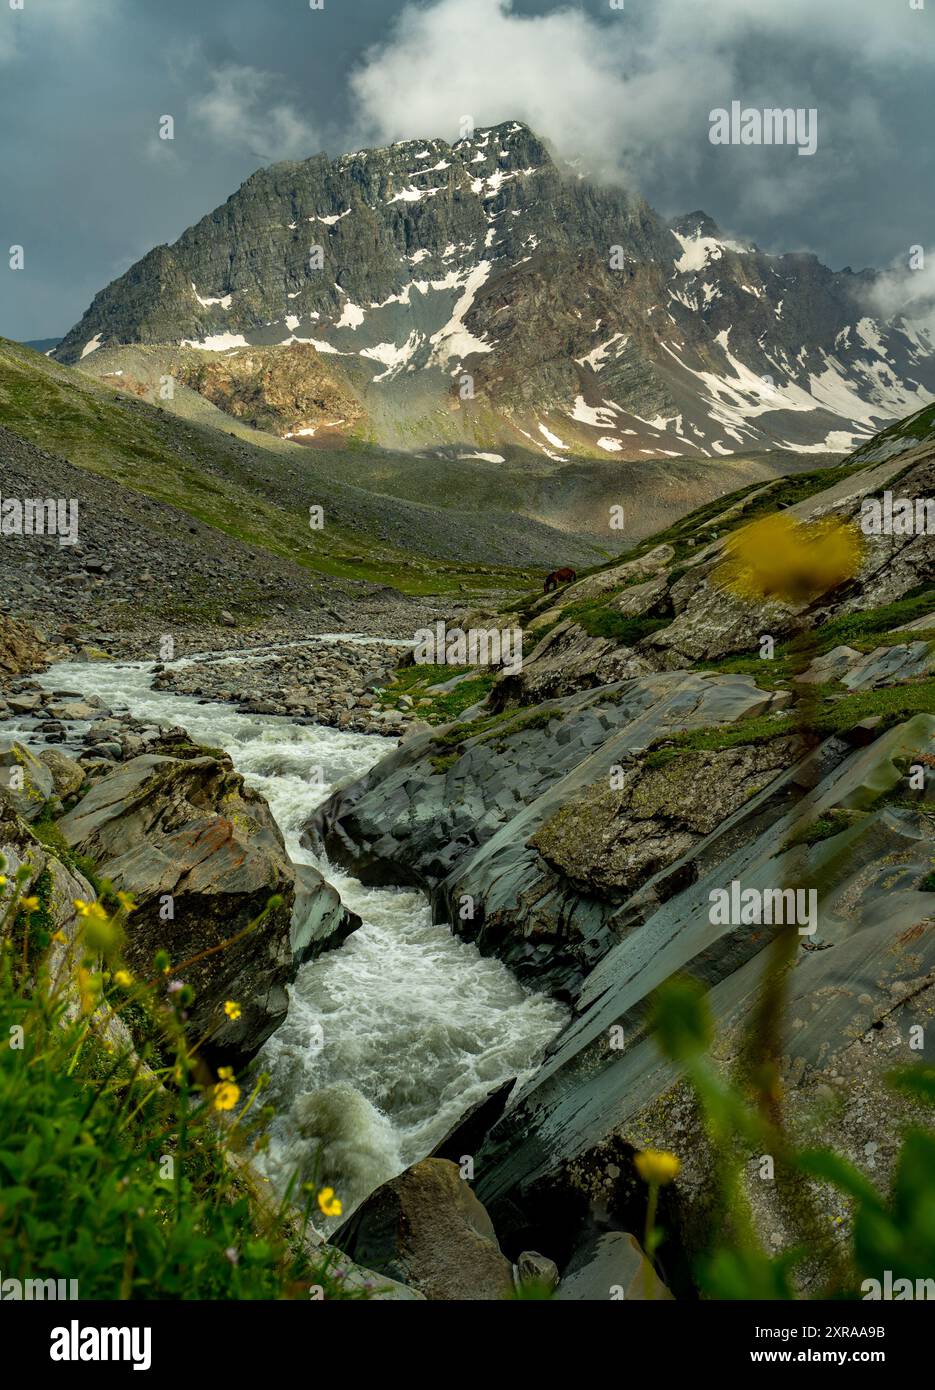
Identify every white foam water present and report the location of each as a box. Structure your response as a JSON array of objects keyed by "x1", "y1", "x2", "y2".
[{"x1": 23, "y1": 653, "x2": 566, "y2": 1226}]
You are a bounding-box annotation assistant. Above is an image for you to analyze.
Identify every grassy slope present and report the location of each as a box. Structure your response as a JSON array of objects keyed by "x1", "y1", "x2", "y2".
[{"x1": 0, "y1": 338, "x2": 544, "y2": 596}]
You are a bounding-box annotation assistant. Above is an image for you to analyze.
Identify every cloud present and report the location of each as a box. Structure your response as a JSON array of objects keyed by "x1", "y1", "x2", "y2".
[
  {"x1": 866, "y1": 253, "x2": 935, "y2": 340},
  {"x1": 191, "y1": 63, "x2": 318, "y2": 162},
  {"x1": 348, "y1": 0, "x2": 934, "y2": 203}
]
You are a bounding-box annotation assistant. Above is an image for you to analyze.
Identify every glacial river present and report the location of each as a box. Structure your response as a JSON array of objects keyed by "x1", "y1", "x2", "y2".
[{"x1": 15, "y1": 651, "x2": 566, "y2": 1225}]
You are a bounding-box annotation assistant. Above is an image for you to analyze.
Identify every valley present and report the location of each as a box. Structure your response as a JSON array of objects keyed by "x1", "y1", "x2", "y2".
[{"x1": 1, "y1": 105, "x2": 933, "y2": 1308}]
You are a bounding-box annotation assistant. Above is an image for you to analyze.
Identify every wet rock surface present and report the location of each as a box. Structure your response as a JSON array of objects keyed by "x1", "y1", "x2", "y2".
[{"x1": 305, "y1": 671, "x2": 790, "y2": 994}]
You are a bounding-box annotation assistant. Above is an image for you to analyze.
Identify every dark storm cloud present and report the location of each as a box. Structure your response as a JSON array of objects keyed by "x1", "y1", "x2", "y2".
[{"x1": 1, "y1": 0, "x2": 933, "y2": 341}]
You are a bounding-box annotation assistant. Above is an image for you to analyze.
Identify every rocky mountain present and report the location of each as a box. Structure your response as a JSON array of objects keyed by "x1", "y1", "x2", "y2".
[{"x1": 56, "y1": 122, "x2": 933, "y2": 461}]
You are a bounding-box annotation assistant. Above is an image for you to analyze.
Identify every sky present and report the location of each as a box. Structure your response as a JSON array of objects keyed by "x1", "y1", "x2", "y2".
[{"x1": 1, "y1": 0, "x2": 933, "y2": 341}]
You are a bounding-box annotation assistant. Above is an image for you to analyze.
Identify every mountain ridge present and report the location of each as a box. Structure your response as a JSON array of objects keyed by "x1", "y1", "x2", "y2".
[{"x1": 56, "y1": 121, "x2": 934, "y2": 461}]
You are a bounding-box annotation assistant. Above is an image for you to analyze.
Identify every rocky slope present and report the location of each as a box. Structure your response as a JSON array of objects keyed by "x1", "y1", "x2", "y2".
[
  {"x1": 303, "y1": 418, "x2": 935, "y2": 1289},
  {"x1": 56, "y1": 123, "x2": 933, "y2": 460}
]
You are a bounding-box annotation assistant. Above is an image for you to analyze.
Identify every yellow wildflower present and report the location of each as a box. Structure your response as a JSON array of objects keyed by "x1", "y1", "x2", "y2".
[
  {"x1": 116, "y1": 891, "x2": 137, "y2": 911},
  {"x1": 77, "y1": 965, "x2": 100, "y2": 1016},
  {"x1": 19, "y1": 896, "x2": 40, "y2": 912},
  {"x1": 51, "y1": 930, "x2": 67, "y2": 944},
  {"x1": 224, "y1": 1000, "x2": 242, "y2": 1021},
  {"x1": 217, "y1": 1066, "x2": 235, "y2": 1081},
  {"x1": 634, "y1": 1149, "x2": 681, "y2": 1186},
  {"x1": 113, "y1": 970, "x2": 133, "y2": 988},
  {"x1": 714, "y1": 514, "x2": 864, "y2": 606},
  {"x1": 213, "y1": 1081, "x2": 241, "y2": 1112},
  {"x1": 317, "y1": 1187, "x2": 342, "y2": 1218}
]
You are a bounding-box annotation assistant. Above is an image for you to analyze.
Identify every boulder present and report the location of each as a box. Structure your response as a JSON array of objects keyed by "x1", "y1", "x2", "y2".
[
  {"x1": 491, "y1": 620, "x2": 652, "y2": 709},
  {"x1": 38, "y1": 747, "x2": 86, "y2": 799},
  {"x1": 8, "y1": 692, "x2": 41, "y2": 714},
  {"x1": 529, "y1": 740, "x2": 799, "y2": 897},
  {"x1": 292, "y1": 862, "x2": 360, "y2": 964},
  {"x1": 335, "y1": 1158, "x2": 514, "y2": 1300},
  {"x1": 45, "y1": 700, "x2": 104, "y2": 721},
  {"x1": 0, "y1": 741, "x2": 55, "y2": 821},
  {"x1": 58, "y1": 751, "x2": 299, "y2": 1063},
  {"x1": 554, "y1": 1232, "x2": 672, "y2": 1301},
  {"x1": 515, "y1": 1249, "x2": 559, "y2": 1294}
]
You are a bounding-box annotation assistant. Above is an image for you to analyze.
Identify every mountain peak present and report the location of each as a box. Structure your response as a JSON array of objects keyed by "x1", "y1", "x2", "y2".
[
  {"x1": 53, "y1": 126, "x2": 934, "y2": 461},
  {"x1": 670, "y1": 211, "x2": 722, "y2": 241}
]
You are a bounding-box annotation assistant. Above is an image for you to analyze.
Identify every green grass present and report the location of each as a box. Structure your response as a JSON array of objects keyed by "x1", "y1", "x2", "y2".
[
  {"x1": 790, "y1": 585, "x2": 935, "y2": 657},
  {"x1": 533, "y1": 592, "x2": 671, "y2": 645},
  {"x1": 0, "y1": 861, "x2": 365, "y2": 1300},
  {"x1": 377, "y1": 664, "x2": 497, "y2": 725},
  {"x1": 783, "y1": 808, "x2": 865, "y2": 848},
  {"x1": 645, "y1": 677, "x2": 935, "y2": 768}
]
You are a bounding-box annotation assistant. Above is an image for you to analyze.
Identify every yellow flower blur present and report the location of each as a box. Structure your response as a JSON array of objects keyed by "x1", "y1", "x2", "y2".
[
  {"x1": 224, "y1": 1000, "x2": 242, "y2": 1021},
  {"x1": 212, "y1": 1081, "x2": 241, "y2": 1111},
  {"x1": 317, "y1": 1187, "x2": 343, "y2": 1218},
  {"x1": 634, "y1": 1149, "x2": 682, "y2": 1186},
  {"x1": 714, "y1": 514, "x2": 864, "y2": 606}
]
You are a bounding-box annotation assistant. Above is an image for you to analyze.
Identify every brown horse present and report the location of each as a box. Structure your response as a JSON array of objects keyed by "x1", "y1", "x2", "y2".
[{"x1": 544, "y1": 567, "x2": 577, "y2": 594}]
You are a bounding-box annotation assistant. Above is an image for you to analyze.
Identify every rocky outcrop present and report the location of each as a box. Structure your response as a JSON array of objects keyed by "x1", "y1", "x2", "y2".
[
  {"x1": 468, "y1": 715, "x2": 935, "y2": 1284},
  {"x1": 492, "y1": 620, "x2": 654, "y2": 710},
  {"x1": 529, "y1": 739, "x2": 799, "y2": 897},
  {"x1": 335, "y1": 1158, "x2": 514, "y2": 1301},
  {"x1": 175, "y1": 342, "x2": 362, "y2": 438},
  {"x1": 58, "y1": 749, "x2": 357, "y2": 1064},
  {"x1": 306, "y1": 671, "x2": 789, "y2": 995},
  {"x1": 0, "y1": 740, "x2": 55, "y2": 821},
  {"x1": 0, "y1": 613, "x2": 49, "y2": 676}
]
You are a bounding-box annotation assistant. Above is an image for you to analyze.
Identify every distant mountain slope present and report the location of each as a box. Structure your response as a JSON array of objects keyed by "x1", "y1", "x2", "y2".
[
  {"x1": 56, "y1": 123, "x2": 933, "y2": 460},
  {"x1": 22, "y1": 338, "x2": 62, "y2": 355}
]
